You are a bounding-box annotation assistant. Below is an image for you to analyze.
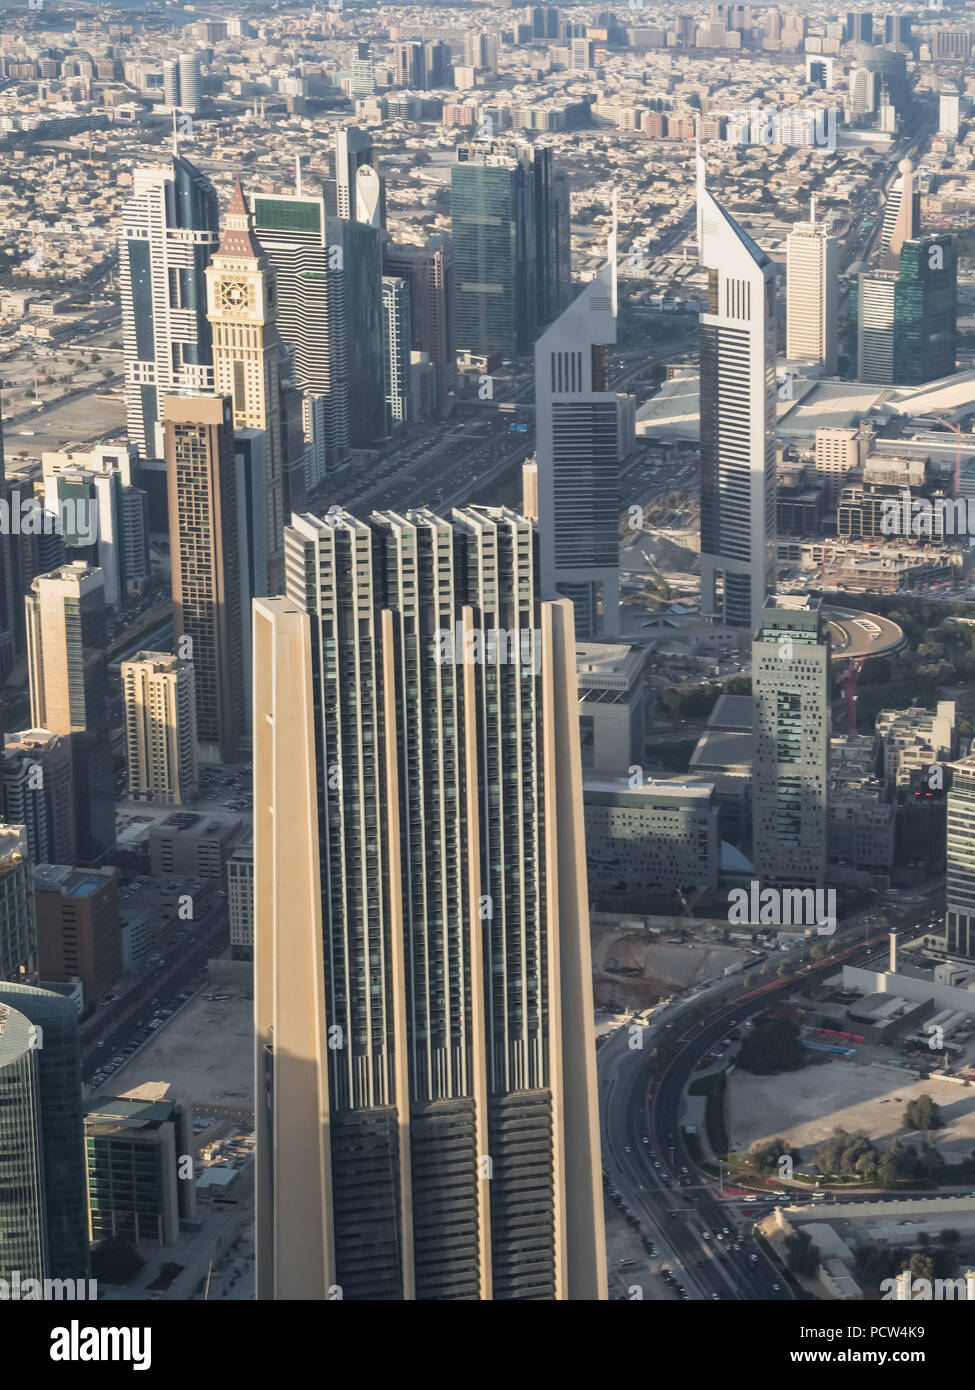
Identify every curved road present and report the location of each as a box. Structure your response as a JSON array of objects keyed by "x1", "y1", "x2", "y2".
[{"x1": 600, "y1": 932, "x2": 892, "y2": 1301}]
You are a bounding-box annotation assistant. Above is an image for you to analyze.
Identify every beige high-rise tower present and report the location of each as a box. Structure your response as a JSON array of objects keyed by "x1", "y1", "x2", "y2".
[
  {"x1": 205, "y1": 177, "x2": 284, "y2": 594},
  {"x1": 25, "y1": 561, "x2": 115, "y2": 864},
  {"x1": 786, "y1": 201, "x2": 839, "y2": 373},
  {"x1": 121, "y1": 651, "x2": 199, "y2": 804},
  {"x1": 163, "y1": 394, "x2": 244, "y2": 766},
  {"x1": 254, "y1": 506, "x2": 606, "y2": 1301}
]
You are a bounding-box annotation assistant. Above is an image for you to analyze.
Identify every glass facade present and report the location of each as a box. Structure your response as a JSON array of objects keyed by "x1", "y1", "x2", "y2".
[
  {"x1": 0, "y1": 985, "x2": 88, "y2": 1282},
  {"x1": 894, "y1": 236, "x2": 957, "y2": 386}
]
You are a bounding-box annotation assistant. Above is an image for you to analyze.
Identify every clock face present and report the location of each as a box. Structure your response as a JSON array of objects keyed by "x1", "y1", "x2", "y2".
[{"x1": 219, "y1": 280, "x2": 254, "y2": 311}]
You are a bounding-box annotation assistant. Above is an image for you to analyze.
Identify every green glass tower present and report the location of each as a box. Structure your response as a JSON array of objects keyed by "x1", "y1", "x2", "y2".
[
  {"x1": 451, "y1": 150, "x2": 538, "y2": 359},
  {"x1": 894, "y1": 235, "x2": 957, "y2": 386}
]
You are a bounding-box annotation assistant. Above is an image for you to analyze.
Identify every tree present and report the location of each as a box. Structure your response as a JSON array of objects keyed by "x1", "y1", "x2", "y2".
[
  {"x1": 904, "y1": 1094, "x2": 942, "y2": 1131},
  {"x1": 905, "y1": 1252, "x2": 935, "y2": 1283},
  {"x1": 737, "y1": 1017, "x2": 807, "y2": 1075},
  {"x1": 90, "y1": 1236, "x2": 143, "y2": 1284},
  {"x1": 785, "y1": 1228, "x2": 820, "y2": 1277}
]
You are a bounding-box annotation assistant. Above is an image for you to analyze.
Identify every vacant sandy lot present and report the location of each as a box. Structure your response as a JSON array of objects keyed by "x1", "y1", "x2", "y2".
[
  {"x1": 96, "y1": 988, "x2": 253, "y2": 1113},
  {"x1": 729, "y1": 1059, "x2": 975, "y2": 1166},
  {"x1": 591, "y1": 923, "x2": 749, "y2": 1009}
]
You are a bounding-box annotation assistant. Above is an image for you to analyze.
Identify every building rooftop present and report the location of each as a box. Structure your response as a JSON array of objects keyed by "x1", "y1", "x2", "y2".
[
  {"x1": 708, "y1": 694, "x2": 754, "y2": 731},
  {"x1": 33, "y1": 864, "x2": 114, "y2": 896}
]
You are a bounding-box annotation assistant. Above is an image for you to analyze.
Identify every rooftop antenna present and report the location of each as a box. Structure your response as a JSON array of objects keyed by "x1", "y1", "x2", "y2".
[{"x1": 295, "y1": 153, "x2": 302, "y2": 197}]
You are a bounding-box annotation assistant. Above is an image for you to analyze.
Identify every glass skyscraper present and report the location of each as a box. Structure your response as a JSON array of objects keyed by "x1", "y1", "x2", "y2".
[{"x1": 0, "y1": 983, "x2": 88, "y2": 1283}]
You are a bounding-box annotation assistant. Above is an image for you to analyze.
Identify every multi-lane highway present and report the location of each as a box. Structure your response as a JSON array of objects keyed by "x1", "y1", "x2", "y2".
[{"x1": 599, "y1": 931, "x2": 897, "y2": 1300}]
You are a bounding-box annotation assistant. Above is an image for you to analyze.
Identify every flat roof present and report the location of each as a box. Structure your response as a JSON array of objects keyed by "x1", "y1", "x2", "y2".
[
  {"x1": 690, "y1": 729, "x2": 754, "y2": 771},
  {"x1": 708, "y1": 694, "x2": 754, "y2": 731}
]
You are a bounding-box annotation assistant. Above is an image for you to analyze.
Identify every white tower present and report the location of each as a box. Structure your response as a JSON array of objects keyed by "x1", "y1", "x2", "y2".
[
  {"x1": 697, "y1": 148, "x2": 776, "y2": 629},
  {"x1": 786, "y1": 200, "x2": 839, "y2": 373},
  {"x1": 535, "y1": 205, "x2": 621, "y2": 639}
]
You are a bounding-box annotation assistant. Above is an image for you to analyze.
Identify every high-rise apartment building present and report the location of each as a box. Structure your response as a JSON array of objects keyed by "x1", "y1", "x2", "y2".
[
  {"x1": 0, "y1": 408, "x2": 17, "y2": 677},
  {"x1": 162, "y1": 51, "x2": 201, "y2": 111},
  {"x1": 254, "y1": 506, "x2": 606, "y2": 1301},
  {"x1": 752, "y1": 595, "x2": 830, "y2": 889},
  {"x1": 945, "y1": 755, "x2": 975, "y2": 958},
  {"x1": 846, "y1": 10, "x2": 873, "y2": 43},
  {"x1": 536, "y1": 221, "x2": 621, "y2": 639},
  {"x1": 41, "y1": 445, "x2": 150, "y2": 607},
  {"x1": 395, "y1": 40, "x2": 425, "y2": 89},
  {"x1": 383, "y1": 235, "x2": 456, "y2": 415},
  {"x1": 786, "y1": 204, "x2": 839, "y2": 373},
  {"x1": 940, "y1": 86, "x2": 960, "y2": 138},
  {"x1": 227, "y1": 835, "x2": 253, "y2": 961},
  {"x1": 122, "y1": 651, "x2": 199, "y2": 804},
  {"x1": 119, "y1": 156, "x2": 219, "y2": 458},
  {"x1": 163, "y1": 394, "x2": 244, "y2": 764},
  {"x1": 25, "y1": 562, "x2": 114, "y2": 864},
  {"x1": 205, "y1": 178, "x2": 284, "y2": 594},
  {"x1": 0, "y1": 824, "x2": 36, "y2": 983},
  {"x1": 2, "y1": 731, "x2": 75, "y2": 868},
  {"x1": 697, "y1": 153, "x2": 776, "y2": 629},
  {"x1": 382, "y1": 276, "x2": 412, "y2": 429},
  {"x1": 251, "y1": 189, "x2": 350, "y2": 458},
  {"x1": 0, "y1": 981, "x2": 88, "y2": 1283}
]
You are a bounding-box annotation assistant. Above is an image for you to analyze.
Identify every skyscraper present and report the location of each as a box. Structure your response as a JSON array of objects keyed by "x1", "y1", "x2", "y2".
[
  {"x1": 697, "y1": 151, "x2": 776, "y2": 629},
  {"x1": 451, "y1": 142, "x2": 568, "y2": 360},
  {"x1": 119, "y1": 156, "x2": 219, "y2": 458},
  {"x1": 0, "y1": 981, "x2": 89, "y2": 1284},
  {"x1": 940, "y1": 86, "x2": 960, "y2": 138},
  {"x1": 786, "y1": 202, "x2": 839, "y2": 373},
  {"x1": 2, "y1": 731, "x2": 75, "y2": 868},
  {"x1": 251, "y1": 189, "x2": 350, "y2": 458},
  {"x1": 752, "y1": 595, "x2": 830, "y2": 890},
  {"x1": 163, "y1": 52, "x2": 201, "y2": 112},
  {"x1": 846, "y1": 11, "x2": 873, "y2": 43},
  {"x1": 122, "y1": 651, "x2": 199, "y2": 804},
  {"x1": 532, "y1": 146, "x2": 572, "y2": 323},
  {"x1": 254, "y1": 506, "x2": 606, "y2": 1301},
  {"x1": 0, "y1": 825, "x2": 36, "y2": 982},
  {"x1": 383, "y1": 235, "x2": 457, "y2": 415},
  {"x1": 395, "y1": 40, "x2": 425, "y2": 89},
  {"x1": 858, "y1": 161, "x2": 957, "y2": 386},
  {"x1": 25, "y1": 562, "x2": 114, "y2": 864},
  {"x1": 536, "y1": 219, "x2": 621, "y2": 638},
  {"x1": 333, "y1": 127, "x2": 384, "y2": 226},
  {"x1": 329, "y1": 215, "x2": 387, "y2": 447},
  {"x1": 382, "y1": 276, "x2": 412, "y2": 429},
  {"x1": 163, "y1": 394, "x2": 244, "y2": 764},
  {"x1": 205, "y1": 177, "x2": 284, "y2": 594},
  {"x1": 451, "y1": 145, "x2": 537, "y2": 358},
  {"x1": 945, "y1": 755, "x2": 975, "y2": 958}
]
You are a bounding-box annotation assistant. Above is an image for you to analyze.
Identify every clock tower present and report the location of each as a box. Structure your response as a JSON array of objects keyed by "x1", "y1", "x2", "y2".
[{"x1": 205, "y1": 176, "x2": 285, "y2": 594}]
